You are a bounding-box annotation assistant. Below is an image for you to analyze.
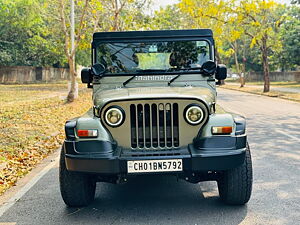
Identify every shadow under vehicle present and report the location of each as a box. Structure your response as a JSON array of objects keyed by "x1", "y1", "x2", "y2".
[{"x1": 59, "y1": 29, "x2": 252, "y2": 207}]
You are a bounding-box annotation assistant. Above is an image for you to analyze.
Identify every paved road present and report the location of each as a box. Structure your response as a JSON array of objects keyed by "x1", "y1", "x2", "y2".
[{"x1": 1, "y1": 88, "x2": 300, "y2": 225}]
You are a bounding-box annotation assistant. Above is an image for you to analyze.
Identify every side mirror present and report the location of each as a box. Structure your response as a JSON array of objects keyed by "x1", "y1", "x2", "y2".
[
  {"x1": 81, "y1": 68, "x2": 92, "y2": 84},
  {"x1": 201, "y1": 60, "x2": 217, "y2": 76},
  {"x1": 216, "y1": 64, "x2": 227, "y2": 80}
]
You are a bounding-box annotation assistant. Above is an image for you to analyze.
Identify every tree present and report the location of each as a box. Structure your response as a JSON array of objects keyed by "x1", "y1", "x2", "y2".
[
  {"x1": 276, "y1": 6, "x2": 300, "y2": 71},
  {"x1": 149, "y1": 5, "x2": 186, "y2": 30},
  {"x1": 54, "y1": 0, "x2": 106, "y2": 102},
  {"x1": 178, "y1": 0, "x2": 229, "y2": 63},
  {"x1": 57, "y1": 0, "x2": 86, "y2": 102},
  {"x1": 55, "y1": 0, "x2": 150, "y2": 102},
  {"x1": 178, "y1": 0, "x2": 245, "y2": 86},
  {"x1": 0, "y1": 0, "x2": 65, "y2": 66},
  {"x1": 234, "y1": 0, "x2": 284, "y2": 92},
  {"x1": 179, "y1": 0, "x2": 285, "y2": 92},
  {"x1": 96, "y1": 0, "x2": 150, "y2": 31}
]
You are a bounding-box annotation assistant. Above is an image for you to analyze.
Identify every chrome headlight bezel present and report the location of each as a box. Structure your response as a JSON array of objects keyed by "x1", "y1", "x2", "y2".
[
  {"x1": 184, "y1": 104, "x2": 205, "y2": 125},
  {"x1": 104, "y1": 106, "x2": 125, "y2": 127}
]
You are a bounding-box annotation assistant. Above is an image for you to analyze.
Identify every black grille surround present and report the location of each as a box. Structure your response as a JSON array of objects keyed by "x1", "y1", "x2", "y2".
[{"x1": 130, "y1": 103, "x2": 179, "y2": 149}]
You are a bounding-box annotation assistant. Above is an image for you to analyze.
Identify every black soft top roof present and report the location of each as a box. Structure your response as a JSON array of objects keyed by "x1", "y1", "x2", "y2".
[{"x1": 93, "y1": 29, "x2": 213, "y2": 41}]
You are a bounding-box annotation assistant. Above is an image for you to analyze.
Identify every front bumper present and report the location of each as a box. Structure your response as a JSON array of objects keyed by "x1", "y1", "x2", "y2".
[{"x1": 64, "y1": 135, "x2": 247, "y2": 175}]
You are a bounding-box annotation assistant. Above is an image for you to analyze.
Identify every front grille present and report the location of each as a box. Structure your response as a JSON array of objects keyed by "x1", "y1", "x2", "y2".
[{"x1": 130, "y1": 103, "x2": 179, "y2": 149}]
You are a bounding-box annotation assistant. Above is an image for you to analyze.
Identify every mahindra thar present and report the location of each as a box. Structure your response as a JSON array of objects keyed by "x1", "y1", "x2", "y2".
[{"x1": 59, "y1": 29, "x2": 253, "y2": 207}]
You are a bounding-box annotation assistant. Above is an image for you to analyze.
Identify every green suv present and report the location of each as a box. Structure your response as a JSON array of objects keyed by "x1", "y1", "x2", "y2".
[{"x1": 59, "y1": 29, "x2": 253, "y2": 207}]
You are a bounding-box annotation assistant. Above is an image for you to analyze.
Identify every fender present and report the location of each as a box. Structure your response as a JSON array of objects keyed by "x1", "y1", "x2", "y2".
[
  {"x1": 64, "y1": 108, "x2": 115, "y2": 154},
  {"x1": 193, "y1": 113, "x2": 247, "y2": 150}
]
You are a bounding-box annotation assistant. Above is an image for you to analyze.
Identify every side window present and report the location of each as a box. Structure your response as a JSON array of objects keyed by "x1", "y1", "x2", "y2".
[{"x1": 194, "y1": 41, "x2": 210, "y2": 67}]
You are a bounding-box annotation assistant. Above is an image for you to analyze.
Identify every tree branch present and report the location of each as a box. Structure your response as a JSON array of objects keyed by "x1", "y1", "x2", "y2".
[
  {"x1": 73, "y1": 0, "x2": 89, "y2": 55},
  {"x1": 118, "y1": 0, "x2": 127, "y2": 13},
  {"x1": 59, "y1": 0, "x2": 70, "y2": 58},
  {"x1": 195, "y1": 11, "x2": 227, "y2": 24},
  {"x1": 244, "y1": 31, "x2": 254, "y2": 39}
]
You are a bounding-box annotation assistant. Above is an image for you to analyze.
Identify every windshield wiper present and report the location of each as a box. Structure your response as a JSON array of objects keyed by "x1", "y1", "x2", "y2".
[
  {"x1": 168, "y1": 74, "x2": 181, "y2": 86},
  {"x1": 123, "y1": 75, "x2": 137, "y2": 86},
  {"x1": 168, "y1": 67, "x2": 202, "y2": 86}
]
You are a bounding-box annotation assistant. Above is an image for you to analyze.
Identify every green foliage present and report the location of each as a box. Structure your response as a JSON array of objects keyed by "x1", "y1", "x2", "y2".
[
  {"x1": 0, "y1": 0, "x2": 65, "y2": 67},
  {"x1": 94, "y1": 0, "x2": 151, "y2": 32},
  {"x1": 175, "y1": 0, "x2": 300, "y2": 72},
  {"x1": 150, "y1": 5, "x2": 185, "y2": 30},
  {"x1": 0, "y1": 0, "x2": 151, "y2": 67},
  {"x1": 0, "y1": 0, "x2": 299, "y2": 72},
  {"x1": 275, "y1": 6, "x2": 300, "y2": 70}
]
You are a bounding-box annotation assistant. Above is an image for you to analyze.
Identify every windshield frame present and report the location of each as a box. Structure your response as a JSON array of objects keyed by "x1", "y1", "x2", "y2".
[{"x1": 92, "y1": 37, "x2": 215, "y2": 75}]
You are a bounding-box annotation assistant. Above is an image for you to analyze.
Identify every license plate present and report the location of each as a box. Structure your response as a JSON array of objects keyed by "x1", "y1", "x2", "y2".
[{"x1": 127, "y1": 159, "x2": 183, "y2": 173}]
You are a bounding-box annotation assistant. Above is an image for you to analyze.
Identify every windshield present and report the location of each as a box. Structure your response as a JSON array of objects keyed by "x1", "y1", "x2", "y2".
[{"x1": 96, "y1": 40, "x2": 211, "y2": 74}]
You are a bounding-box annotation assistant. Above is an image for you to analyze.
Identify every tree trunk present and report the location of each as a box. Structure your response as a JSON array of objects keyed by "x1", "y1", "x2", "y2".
[
  {"x1": 215, "y1": 49, "x2": 222, "y2": 64},
  {"x1": 67, "y1": 57, "x2": 77, "y2": 102},
  {"x1": 261, "y1": 37, "x2": 270, "y2": 92},
  {"x1": 242, "y1": 39, "x2": 247, "y2": 87},
  {"x1": 232, "y1": 41, "x2": 244, "y2": 88},
  {"x1": 112, "y1": 0, "x2": 119, "y2": 31}
]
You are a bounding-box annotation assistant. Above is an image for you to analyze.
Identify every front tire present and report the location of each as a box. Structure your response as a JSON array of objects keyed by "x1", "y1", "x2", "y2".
[
  {"x1": 59, "y1": 146, "x2": 96, "y2": 207},
  {"x1": 217, "y1": 143, "x2": 253, "y2": 205}
]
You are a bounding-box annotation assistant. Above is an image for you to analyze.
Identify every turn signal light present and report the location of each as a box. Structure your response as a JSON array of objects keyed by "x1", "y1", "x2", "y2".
[
  {"x1": 212, "y1": 126, "x2": 233, "y2": 135},
  {"x1": 77, "y1": 129, "x2": 98, "y2": 138}
]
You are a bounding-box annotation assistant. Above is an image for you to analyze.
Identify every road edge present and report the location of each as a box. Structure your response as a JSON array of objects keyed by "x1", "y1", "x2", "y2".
[
  {"x1": 219, "y1": 86, "x2": 300, "y2": 104},
  {"x1": 0, "y1": 150, "x2": 60, "y2": 217},
  {"x1": 218, "y1": 86, "x2": 300, "y2": 104}
]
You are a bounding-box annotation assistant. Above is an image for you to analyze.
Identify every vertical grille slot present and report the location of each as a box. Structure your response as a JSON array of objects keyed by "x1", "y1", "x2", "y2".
[
  {"x1": 144, "y1": 104, "x2": 151, "y2": 148},
  {"x1": 159, "y1": 104, "x2": 165, "y2": 147},
  {"x1": 152, "y1": 104, "x2": 158, "y2": 148},
  {"x1": 173, "y1": 103, "x2": 179, "y2": 147},
  {"x1": 130, "y1": 105, "x2": 137, "y2": 148},
  {"x1": 137, "y1": 104, "x2": 143, "y2": 148},
  {"x1": 166, "y1": 103, "x2": 172, "y2": 147},
  {"x1": 130, "y1": 103, "x2": 179, "y2": 149}
]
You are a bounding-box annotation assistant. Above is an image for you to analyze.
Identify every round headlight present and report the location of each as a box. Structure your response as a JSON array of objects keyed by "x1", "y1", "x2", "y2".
[
  {"x1": 185, "y1": 105, "x2": 204, "y2": 125},
  {"x1": 105, "y1": 107, "x2": 124, "y2": 127}
]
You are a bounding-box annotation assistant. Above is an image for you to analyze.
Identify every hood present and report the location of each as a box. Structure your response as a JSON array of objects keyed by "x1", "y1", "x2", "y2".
[{"x1": 93, "y1": 86, "x2": 215, "y2": 109}]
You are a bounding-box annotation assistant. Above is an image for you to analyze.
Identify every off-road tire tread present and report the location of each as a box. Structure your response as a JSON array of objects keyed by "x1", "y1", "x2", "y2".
[
  {"x1": 217, "y1": 143, "x2": 253, "y2": 205},
  {"x1": 59, "y1": 146, "x2": 96, "y2": 207}
]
